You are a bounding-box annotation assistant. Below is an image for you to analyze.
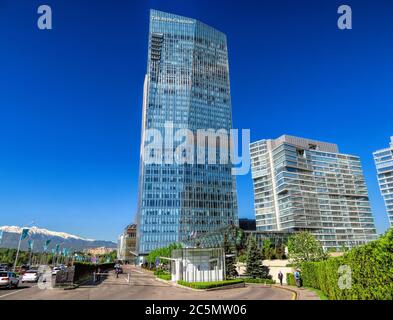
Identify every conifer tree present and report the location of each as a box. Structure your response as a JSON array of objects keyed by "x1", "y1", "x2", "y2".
[
  {"x1": 223, "y1": 233, "x2": 238, "y2": 279},
  {"x1": 245, "y1": 235, "x2": 269, "y2": 279}
]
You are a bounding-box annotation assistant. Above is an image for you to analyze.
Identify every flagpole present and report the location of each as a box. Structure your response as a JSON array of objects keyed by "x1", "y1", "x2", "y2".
[
  {"x1": 13, "y1": 232, "x2": 23, "y2": 272},
  {"x1": 29, "y1": 248, "x2": 33, "y2": 266}
]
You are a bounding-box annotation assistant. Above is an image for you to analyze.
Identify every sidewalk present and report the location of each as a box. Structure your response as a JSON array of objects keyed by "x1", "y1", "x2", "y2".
[{"x1": 273, "y1": 285, "x2": 320, "y2": 300}]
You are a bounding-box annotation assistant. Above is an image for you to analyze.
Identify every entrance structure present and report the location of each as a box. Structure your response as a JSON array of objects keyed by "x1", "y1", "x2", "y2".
[{"x1": 170, "y1": 248, "x2": 224, "y2": 282}]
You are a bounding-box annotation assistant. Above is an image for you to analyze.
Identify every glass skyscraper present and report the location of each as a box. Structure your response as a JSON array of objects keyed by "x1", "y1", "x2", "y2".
[
  {"x1": 250, "y1": 135, "x2": 377, "y2": 250},
  {"x1": 136, "y1": 10, "x2": 238, "y2": 255},
  {"x1": 373, "y1": 137, "x2": 393, "y2": 227}
]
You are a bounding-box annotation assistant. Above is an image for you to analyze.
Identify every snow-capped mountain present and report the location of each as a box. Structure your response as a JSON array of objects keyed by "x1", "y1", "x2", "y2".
[{"x1": 0, "y1": 226, "x2": 116, "y2": 252}]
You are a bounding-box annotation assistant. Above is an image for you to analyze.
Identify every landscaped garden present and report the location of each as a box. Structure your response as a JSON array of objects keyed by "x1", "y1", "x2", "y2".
[{"x1": 286, "y1": 229, "x2": 393, "y2": 300}]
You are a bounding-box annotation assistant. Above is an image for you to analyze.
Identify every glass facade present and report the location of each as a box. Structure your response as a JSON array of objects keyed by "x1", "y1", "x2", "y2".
[
  {"x1": 182, "y1": 225, "x2": 290, "y2": 250},
  {"x1": 373, "y1": 137, "x2": 393, "y2": 227},
  {"x1": 250, "y1": 135, "x2": 377, "y2": 250},
  {"x1": 136, "y1": 10, "x2": 238, "y2": 255}
]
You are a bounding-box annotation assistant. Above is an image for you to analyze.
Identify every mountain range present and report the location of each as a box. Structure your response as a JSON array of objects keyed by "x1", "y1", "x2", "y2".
[{"x1": 0, "y1": 226, "x2": 117, "y2": 252}]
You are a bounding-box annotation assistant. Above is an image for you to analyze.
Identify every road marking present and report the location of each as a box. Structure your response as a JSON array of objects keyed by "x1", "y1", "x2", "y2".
[
  {"x1": 0, "y1": 285, "x2": 37, "y2": 299},
  {"x1": 131, "y1": 269, "x2": 143, "y2": 274}
]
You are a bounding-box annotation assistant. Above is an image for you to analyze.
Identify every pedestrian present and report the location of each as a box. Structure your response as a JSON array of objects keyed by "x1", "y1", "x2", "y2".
[
  {"x1": 97, "y1": 267, "x2": 101, "y2": 282},
  {"x1": 294, "y1": 270, "x2": 301, "y2": 288},
  {"x1": 114, "y1": 263, "x2": 121, "y2": 278},
  {"x1": 278, "y1": 271, "x2": 283, "y2": 286}
]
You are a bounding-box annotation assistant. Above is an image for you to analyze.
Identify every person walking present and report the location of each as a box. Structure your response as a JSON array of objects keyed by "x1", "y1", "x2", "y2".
[
  {"x1": 97, "y1": 267, "x2": 101, "y2": 282},
  {"x1": 114, "y1": 263, "x2": 120, "y2": 279},
  {"x1": 278, "y1": 271, "x2": 284, "y2": 286},
  {"x1": 294, "y1": 270, "x2": 301, "y2": 287}
]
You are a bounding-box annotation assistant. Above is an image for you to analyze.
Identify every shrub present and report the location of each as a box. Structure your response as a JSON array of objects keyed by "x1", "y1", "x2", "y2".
[
  {"x1": 237, "y1": 254, "x2": 246, "y2": 263},
  {"x1": 154, "y1": 269, "x2": 170, "y2": 276},
  {"x1": 177, "y1": 279, "x2": 244, "y2": 289},
  {"x1": 299, "y1": 229, "x2": 393, "y2": 300},
  {"x1": 156, "y1": 274, "x2": 171, "y2": 281},
  {"x1": 286, "y1": 273, "x2": 296, "y2": 286}
]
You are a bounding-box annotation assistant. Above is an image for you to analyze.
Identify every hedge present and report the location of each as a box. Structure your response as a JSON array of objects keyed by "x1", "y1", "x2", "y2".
[
  {"x1": 154, "y1": 269, "x2": 170, "y2": 276},
  {"x1": 299, "y1": 229, "x2": 393, "y2": 300},
  {"x1": 286, "y1": 273, "x2": 296, "y2": 286},
  {"x1": 156, "y1": 274, "x2": 171, "y2": 281},
  {"x1": 178, "y1": 279, "x2": 244, "y2": 289},
  {"x1": 154, "y1": 269, "x2": 171, "y2": 281}
]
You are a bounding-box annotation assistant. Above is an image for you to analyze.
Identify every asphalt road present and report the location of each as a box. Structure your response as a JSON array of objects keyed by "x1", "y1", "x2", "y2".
[{"x1": 0, "y1": 265, "x2": 293, "y2": 300}]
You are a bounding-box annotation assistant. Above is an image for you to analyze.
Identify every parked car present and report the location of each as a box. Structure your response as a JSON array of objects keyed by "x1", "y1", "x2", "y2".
[
  {"x1": 16, "y1": 265, "x2": 30, "y2": 275},
  {"x1": 0, "y1": 271, "x2": 19, "y2": 289},
  {"x1": 51, "y1": 266, "x2": 64, "y2": 276},
  {"x1": 21, "y1": 270, "x2": 40, "y2": 283}
]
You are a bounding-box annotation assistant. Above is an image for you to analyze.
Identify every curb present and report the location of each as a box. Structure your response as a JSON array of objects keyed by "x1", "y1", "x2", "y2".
[
  {"x1": 205, "y1": 282, "x2": 245, "y2": 291},
  {"x1": 272, "y1": 285, "x2": 298, "y2": 300},
  {"x1": 155, "y1": 277, "x2": 246, "y2": 292}
]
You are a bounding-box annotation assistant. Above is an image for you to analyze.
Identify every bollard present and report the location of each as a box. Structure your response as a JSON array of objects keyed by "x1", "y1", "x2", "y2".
[
  {"x1": 128, "y1": 273, "x2": 130, "y2": 283},
  {"x1": 93, "y1": 272, "x2": 96, "y2": 283}
]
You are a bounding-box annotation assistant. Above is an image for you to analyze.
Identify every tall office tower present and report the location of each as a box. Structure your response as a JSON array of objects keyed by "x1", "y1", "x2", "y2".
[
  {"x1": 250, "y1": 135, "x2": 377, "y2": 250},
  {"x1": 136, "y1": 10, "x2": 238, "y2": 255},
  {"x1": 373, "y1": 137, "x2": 393, "y2": 227}
]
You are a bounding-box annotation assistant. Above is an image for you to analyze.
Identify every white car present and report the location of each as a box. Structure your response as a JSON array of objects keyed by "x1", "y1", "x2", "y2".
[
  {"x1": 0, "y1": 271, "x2": 19, "y2": 289},
  {"x1": 51, "y1": 267, "x2": 63, "y2": 276},
  {"x1": 21, "y1": 270, "x2": 40, "y2": 283}
]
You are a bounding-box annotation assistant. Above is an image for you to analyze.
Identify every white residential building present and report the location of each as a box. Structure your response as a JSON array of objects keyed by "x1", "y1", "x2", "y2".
[
  {"x1": 250, "y1": 135, "x2": 377, "y2": 250},
  {"x1": 373, "y1": 137, "x2": 393, "y2": 227}
]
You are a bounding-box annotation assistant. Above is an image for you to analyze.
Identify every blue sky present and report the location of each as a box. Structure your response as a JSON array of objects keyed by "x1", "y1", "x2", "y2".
[{"x1": 0, "y1": 0, "x2": 392, "y2": 241}]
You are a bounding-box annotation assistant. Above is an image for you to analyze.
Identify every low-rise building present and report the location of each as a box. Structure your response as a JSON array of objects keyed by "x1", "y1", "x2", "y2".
[
  {"x1": 84, "y1": 247, "x2": 115, "y2": 255},
  {"x1": 169, "y1": 248, "x2": 225, "y2": 282},
  {"x1": 117, "y1": 224, "x2": 137, "y2": 263}
]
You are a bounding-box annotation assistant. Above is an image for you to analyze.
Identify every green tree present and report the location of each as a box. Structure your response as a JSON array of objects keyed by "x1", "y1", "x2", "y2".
[
  {"x1": 275, "y1": 245, "x2": 286, "y2": 260},
  {"x1": 146, "y1": 243, "x2": 182, "y2": 268},
  {"x1": 223, "y1": 233, "x2": 238, "y2": 279},
  {"x1": 262, "y1": 239, "x2": 275, "y2": 260},
  {"x1": 245, "y1": 235, "x2": 269, "y2": 279},
  {"x1": 287, "y1": 232, "x2": 327, "y2": 266},
  {"x1": 237, "y1": 253, "x2": 246, "y2": 263}
]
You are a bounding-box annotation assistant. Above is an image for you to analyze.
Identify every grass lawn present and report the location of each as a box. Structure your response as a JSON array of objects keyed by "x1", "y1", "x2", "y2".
[{"x1": 304, "y1": 286, "x2": 329, "y2": 300}]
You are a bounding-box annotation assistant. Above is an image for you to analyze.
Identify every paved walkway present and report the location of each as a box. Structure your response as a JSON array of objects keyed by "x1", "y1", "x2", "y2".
[{"x1": 272, "y1": 284, "x2": 320, "y2": 300}]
